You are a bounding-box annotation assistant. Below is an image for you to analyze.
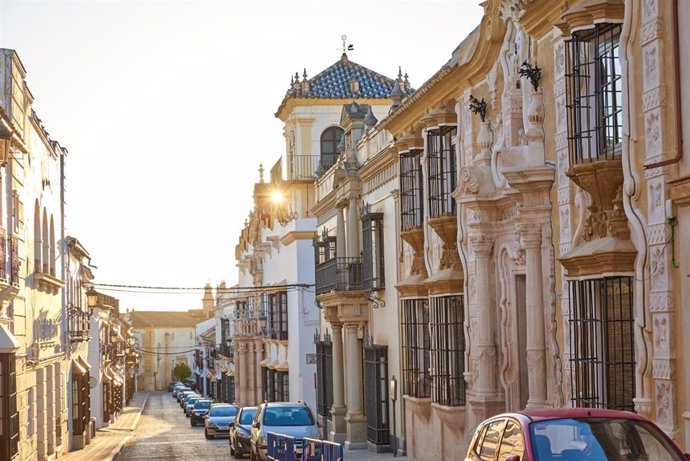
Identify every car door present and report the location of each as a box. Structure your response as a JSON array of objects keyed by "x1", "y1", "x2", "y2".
[{"x1": 468, "y1": 419, "x2": 507, "y2": 461}]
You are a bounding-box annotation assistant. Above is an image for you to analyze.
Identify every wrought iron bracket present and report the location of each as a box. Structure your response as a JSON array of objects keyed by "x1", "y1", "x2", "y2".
[{"x1": 364, "y1": 290, "x2": 385, "y2": 309}]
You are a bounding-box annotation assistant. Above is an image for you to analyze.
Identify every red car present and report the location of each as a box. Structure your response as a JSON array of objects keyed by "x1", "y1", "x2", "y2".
[{"x1": 465, "y1": 408, "x2": 690, "y2": 461}]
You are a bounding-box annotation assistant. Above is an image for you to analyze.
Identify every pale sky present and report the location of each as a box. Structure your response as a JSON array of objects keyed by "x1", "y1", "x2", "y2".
[{"x1": 0, "y1": 0, "x2": 483, "y2": 311}]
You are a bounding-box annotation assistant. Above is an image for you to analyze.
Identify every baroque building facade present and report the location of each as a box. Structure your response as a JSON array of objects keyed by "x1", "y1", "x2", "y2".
[{"x1": 307, "y1": 0, "x2": 690, "y2": 458}]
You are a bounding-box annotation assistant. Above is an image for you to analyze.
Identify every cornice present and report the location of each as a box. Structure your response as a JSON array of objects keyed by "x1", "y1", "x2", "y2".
[
  {"x1": 556, "y1": 0, "x2": 625, "y2": 35},
  {"x1": 358, "y1": 146, "x2": 397, "y2": 185},
  {"x1": 275, "y1": 97, "x2": 393, "y2": 122},
  {"x1": 280, "y1": 231, "x2": 316, "y2": 246}
]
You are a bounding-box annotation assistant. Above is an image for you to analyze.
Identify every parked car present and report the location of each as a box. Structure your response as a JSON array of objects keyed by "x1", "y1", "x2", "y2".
[
  {"x1": 168, "y1": 381, "x2": 179, "y2": 392},
  {"x1": 178, "y1": 390, "x2": 197, "y2": 406},
  {"x1": 172, "y1": 385, "x2": 189, "y2": 399},
  {"x1": 465, "y1": 408, "x2": 690, "y2": 461},
  {"x1": 203, "y1": 403, "x2": 238, "y2": 439},
  {"x1": 230, "y1": 406, "x2": 257, "y2": 458},
  {"x1": 249, "y1": 402, "x2": 320, "y2": 461},
  {"x1": 184, "y1": 395, "x2": 203, "y2": 415},
  {"x1": 190, "y1": 399, "x2": 214, "y2": 427}
]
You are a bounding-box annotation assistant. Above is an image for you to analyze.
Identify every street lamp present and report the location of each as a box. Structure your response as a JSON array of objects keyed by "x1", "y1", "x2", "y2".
[{"x1": 86, "y1": 288, "x2": 98, "y2": 312}]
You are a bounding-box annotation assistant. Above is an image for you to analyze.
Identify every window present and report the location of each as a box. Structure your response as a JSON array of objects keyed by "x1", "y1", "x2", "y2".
[
  {"x1": 320, "y1": 127, "x2": 344, "y2": 171},
  {"x1": 0, "y1": 353, "x2": 19, "y2": 460},
  {"x1": 268, "y1": 291, "x2": 288, "y2": 340},
  {"x1": 401, "y1": 298, "x2": 430, "y2": 398},
  {"x1": 364, "y1": 345, "x2": 389, "y2": 446},
  {"x1": 314, "y1": 332, "x2": 333, "y2": 417},
  {"x1": 566, "y1": 23, "x2": 622, "y2": 164},
  {"x1": 568, "y1": 276, "x2": 634, "y2": 411},
  {"x1": 429, "y1": 294, "x2": 465, "y2": 406},
  {"x1": 262, "y1": 368, "x2": 288, "y2": 402},
  {"x1": 498, "y1": 420, "x2": 525, "y2": 459},
  {"x1": 400, "y1": 149, "x2": 424, "y2": 231},
  {"x1": 361, "y1": 206, "x2": 384, "y2": 292},
  {"x1": 314, "y1": 230, "x2": 337, "y2": 295},
  {"x1": 478, "y1": 419, "x2": 506, "y2": 461},
  {"x1": 426, "y1": 126, "x2": 457, "y2": 218}
]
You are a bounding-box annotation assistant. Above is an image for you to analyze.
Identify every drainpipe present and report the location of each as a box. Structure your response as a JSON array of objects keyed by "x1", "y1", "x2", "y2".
[{"x1": 620, "y1": 0, "x2": 652, "y2": 412}]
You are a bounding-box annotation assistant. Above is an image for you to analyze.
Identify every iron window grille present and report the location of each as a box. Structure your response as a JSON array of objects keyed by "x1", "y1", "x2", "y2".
[
  {"x1": 426, "y1": 126, "x2": 457, "y2": 219},
  {"x1": 0, "y1": 353, "x2": 19, "y2": 460},
  {"x1": 568, "y1": 276, "x2": 635, "y2": 411},
  {"x1": 364, "y1": 344, "x2": 389, "y2": 446},
  {"x1": 314, "y1": 331, "x2": 333, "y2": 417},
  {"x1": 71, "y1": 371, "x2": 90, "y2": 436},
  {"x1": 429, "y1": 294, "x2": 466, "y2": 406},
  {"x1": 361, "y1": 206, "x2": 385, "y2": 292},
  {"x1": 565, "y1": 23, "x2": 623, "y2": 164},
  {"x1": 320, "y1": 126, "x2": 344, "y2": 172},
  {"x1": 400, "y1": 149, "x2": 424, "y2": 231},
  {"x1": 401, "y1": 298, "x2": 431, "y2": 398}
]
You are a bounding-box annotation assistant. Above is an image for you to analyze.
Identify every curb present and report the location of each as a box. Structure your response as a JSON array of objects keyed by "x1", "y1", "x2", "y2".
[{"x1": 107, "y1": 393, "x2": 150, "y2": 461}]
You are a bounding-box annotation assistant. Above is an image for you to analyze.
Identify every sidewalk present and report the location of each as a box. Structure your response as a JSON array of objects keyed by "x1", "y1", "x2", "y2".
[
  {"x1": 342, "y1": 450, "x2": 420, "y2": 461},
  {"x1": 59, "y1": 393, "x2": 149, "y2": 461}
]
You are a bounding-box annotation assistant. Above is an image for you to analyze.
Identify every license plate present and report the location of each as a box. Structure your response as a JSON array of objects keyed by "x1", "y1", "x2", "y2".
[{"x1": 218, "y1": 426, "x2": 228, "y2": 430}]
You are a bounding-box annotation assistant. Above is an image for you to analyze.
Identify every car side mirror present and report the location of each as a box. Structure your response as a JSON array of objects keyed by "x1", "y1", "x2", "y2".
[
  {"x1": 317, "y1": 421, "x2": 323, "y2": 428},
  {"x1": 230, "y1": 422, "x2": 235, "y2": 427},
  {"x1": 505, "y1": 456, "x2": 520, "y2": 461},
  {"x1": 252, "y1": 422, "x2": 260, "y2": 429}
]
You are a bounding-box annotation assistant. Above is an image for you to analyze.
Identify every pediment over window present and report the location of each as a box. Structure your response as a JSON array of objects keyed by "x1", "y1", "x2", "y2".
[{"x1": 556, "y1": 0, "x2": 624, "y2": 35}]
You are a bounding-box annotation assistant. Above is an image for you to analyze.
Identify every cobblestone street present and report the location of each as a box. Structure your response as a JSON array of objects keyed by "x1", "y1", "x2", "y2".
[{"x1": 117, "y1": 392, "x2": 230, "y2": 461}]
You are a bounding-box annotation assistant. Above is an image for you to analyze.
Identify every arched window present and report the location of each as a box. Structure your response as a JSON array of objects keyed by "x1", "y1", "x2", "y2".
[
  {"x1": 320, "y1": 126, "x2": 344, "y2": 171},
  {"x1": 42, "y1": 208, "x2": 49, "y2": 273},
  {"x1": 34, "y1": 201, "x2": 41, "y2": 273},
  {"x1": 49, "y1": 215, "x2": 56, "y2": 276}
]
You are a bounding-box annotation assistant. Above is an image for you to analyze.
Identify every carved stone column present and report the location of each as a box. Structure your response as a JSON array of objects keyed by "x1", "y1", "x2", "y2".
[
  {"x1": 346, "y1": 199, "x2": 360, "y2": 258},
  {"x1": 330, "y1": 323, "x2": 347, "y2": 443},
  {"x1": 519, "y1": 224, "x2": 548, "y2": 408},
  {"x1": 469, "y1": 234, "x2": 497, "y2": 396},
  {"x1": 344, "y1": 323, "x2": 366, "y2": 449},
  {"x1": 336, "y1": 206, "x2": 346, "y2": 258},
  {"x1": 237, "y1": 343, "x2": 246, "y2": 406}
]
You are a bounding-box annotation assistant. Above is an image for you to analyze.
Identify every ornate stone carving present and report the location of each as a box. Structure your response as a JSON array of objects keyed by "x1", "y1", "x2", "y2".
[
  {"x1": 517, "y1": 223, "x2": 542, "y2": 248},
  {"x1": 469, "y1": 234, "x2": 495, "y2": 256},
  {"x1": 467, "y1": 209, "x2": 482, "y2": 224},
  {"x1": 655, "y1": 381, "x2": 673, "y2": 426},
  {"x1": 459, "y1": 166, "x2": 480, "y2": 194},
  {"x1": 645, "y1": 109, "x2": 662, "y2": 157},
  {"x1": 653, "y1": 315, "x2": 670, "y2": 355}
]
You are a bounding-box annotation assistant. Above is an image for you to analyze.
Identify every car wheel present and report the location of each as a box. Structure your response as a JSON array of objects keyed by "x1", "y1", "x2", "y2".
[{"x1": 205, "y1": 429, "x2": 213, "y2": 440}]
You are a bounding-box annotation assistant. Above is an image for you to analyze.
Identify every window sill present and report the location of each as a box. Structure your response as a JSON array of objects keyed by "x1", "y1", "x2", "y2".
[
  {"x1": 33, "y1": 271, "x2": 64, "y2": 294},
  {"x1": 431, "y1": 402, "x2": 466, "y2": 430}
]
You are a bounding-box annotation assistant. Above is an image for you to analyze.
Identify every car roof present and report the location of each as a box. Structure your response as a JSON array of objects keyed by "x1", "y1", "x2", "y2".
[
  {"x1": 488, "y1": 408, "x2": 647, "y2": 424},
  {"x1": 210, "y1": 403, "x2": 236, "y2": 407},
  {"x1": 241, "y1": 406, "x2": 258, "y2": 410},
  {"x1": 261, "y1": 401, "x2": 309, "y2": 408}
]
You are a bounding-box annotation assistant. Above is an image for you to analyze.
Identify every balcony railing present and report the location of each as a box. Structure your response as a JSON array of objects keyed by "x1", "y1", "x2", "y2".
[
  {"x1": 287, "y1": 155, "x2": 321, "y2": 180},
  {"x1": 315, "y1": 257, "x2": 363, "y2": 295},
  {"x1": 68, "y1": 305, "x2": 90, "y2": 342}
]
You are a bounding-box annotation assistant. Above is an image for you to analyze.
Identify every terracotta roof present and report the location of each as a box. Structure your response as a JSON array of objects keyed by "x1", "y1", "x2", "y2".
[{"x1": 129, "y1": 310, "x2": 201, "y2": 329}]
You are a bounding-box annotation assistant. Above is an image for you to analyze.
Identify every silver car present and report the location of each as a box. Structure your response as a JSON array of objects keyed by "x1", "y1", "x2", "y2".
[
  {"x1": 204, "y1": 403, "x2": 238, "y2": 440},
  {"x1": 249, "y1": 402, "x2": 320, "y2": 461}
]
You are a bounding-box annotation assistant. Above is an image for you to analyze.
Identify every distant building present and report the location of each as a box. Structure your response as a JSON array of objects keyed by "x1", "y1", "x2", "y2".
[{"x1": 128, "y1": 310, "x2": 202, "y2": 391}]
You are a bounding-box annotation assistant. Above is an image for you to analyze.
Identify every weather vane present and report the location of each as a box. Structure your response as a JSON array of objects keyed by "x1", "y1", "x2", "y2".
[{"x1": 340, "y1": 34, "x2": 354, "y2": 53}]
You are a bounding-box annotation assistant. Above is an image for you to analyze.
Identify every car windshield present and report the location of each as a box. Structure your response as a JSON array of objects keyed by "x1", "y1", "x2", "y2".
[
  {"x1": 194, "y1": 401, "x2": 211, "y2": 409},
  {"x1": 530, "y1": 418, "x2": 684, "y2": 461},
  {"x1": 263, "y1": 407, "x2": 314, "y2": 427},
  {"x1": 240, "y1": 408, "x2": 257, "y2": 424},
  {"x1": 210, "y1": 406, "x2": 237, "y2": 417}
]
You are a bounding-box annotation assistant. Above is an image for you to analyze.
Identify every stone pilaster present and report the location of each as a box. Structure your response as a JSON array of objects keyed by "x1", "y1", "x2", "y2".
[
  {"x1": 343, "y1": 323, "x2": 366, "y2": 449},
  {"x1": 519, "y1": 224, "x2": 548, "y2": 408},
  {"x1": 330, "y1": 323, "x2": 347, "y2": 443}
]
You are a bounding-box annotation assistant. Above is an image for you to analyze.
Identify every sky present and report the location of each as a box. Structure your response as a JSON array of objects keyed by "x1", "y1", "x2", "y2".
[{"x1": 0, "y1": 0, "x2": 483, "y2": 311}]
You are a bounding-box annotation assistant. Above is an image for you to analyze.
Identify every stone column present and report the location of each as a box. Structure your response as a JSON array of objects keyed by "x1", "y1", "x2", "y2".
[
  {"x1": 470, "y1": 235, "x2": 498, "y2": 395},
  {"x1": 346, "y1": 198, "x2": 360, "y2": 258},
  {"x1": 520, "y1": 224, "x2": 547, "y2": 408},
  {"x1": 239, "y1": 343, "x2": 248, "y2": 406},
  {"x1": 344, "y1": 323, "x2": 366, "y2": 449},
  {"x1": 330, "y1": 323, "x2": 346, "y2": 443},
  {"x1": 336, "y1": 207, "x2": 346, "y2": 258}
]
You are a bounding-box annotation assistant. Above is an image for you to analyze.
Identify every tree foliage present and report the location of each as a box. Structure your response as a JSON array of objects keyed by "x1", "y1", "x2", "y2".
[{"x1": 173, "y1": 362, "x2": 192, "y2": 380}]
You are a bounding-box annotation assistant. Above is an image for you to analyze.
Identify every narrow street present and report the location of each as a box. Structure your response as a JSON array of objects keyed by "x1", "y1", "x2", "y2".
[{"x1": 117, "y1": 392, "x2": 231, "y2": 460}]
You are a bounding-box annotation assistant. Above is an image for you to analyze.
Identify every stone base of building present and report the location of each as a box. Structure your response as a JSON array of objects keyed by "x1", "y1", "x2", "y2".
[
  {"x1": 329, "y1": 405, "x2": 347, "y2": 444},
  {"x1": 344, "y1": 412, "x2": 367, "y2": 450}
]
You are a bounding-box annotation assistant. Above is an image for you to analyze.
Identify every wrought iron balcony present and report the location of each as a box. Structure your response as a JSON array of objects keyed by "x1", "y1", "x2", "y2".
[
  {"x1": 315, "y1": 257, "x2": 363, "y2": 295},
  {"x1": 68, "y1": 305, "x2": 90, "y2": 342}
]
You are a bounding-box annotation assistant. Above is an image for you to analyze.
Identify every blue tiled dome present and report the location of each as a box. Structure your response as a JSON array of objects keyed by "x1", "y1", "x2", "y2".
[{"x1": 300, "y1": 54, "x2": 395, "y2": 99}]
